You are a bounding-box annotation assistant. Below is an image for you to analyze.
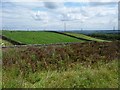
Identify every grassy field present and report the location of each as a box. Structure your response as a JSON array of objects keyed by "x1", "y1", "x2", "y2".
[
  {"x1": 2, "y1": 41, "x2": 119, "y2": 88},
  {"x1": 2, "y1": 31, "x2": 84, "y2": 44},
  {"x1": 65, "y1": 32, "x2": 106, "y2": 42}
]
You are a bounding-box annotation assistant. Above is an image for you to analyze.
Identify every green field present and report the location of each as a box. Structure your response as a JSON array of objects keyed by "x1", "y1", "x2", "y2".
[
  {"x1": 65, "y1": 32, "x2": 106, "y2": 42},
  {"x1": 2, "y1": 31, "x2": 84, "y2": 44},
  {"x1": 2, "y1": 31, "x2": 110, "y2": 45}
]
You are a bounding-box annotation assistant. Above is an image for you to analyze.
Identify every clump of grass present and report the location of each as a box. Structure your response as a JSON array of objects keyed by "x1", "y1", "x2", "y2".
[{"x1": 2, "y1": 60, "x2": 118, "y2": 88}]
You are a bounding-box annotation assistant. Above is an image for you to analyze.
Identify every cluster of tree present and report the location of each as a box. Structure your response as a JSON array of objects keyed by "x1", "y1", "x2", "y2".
[{"x1": 90, "y1": 33, "x2": 120, "y2": 41}]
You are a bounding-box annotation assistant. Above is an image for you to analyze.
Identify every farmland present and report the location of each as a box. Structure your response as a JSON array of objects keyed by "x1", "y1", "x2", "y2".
[
  {"x1": 2, "y1": 31, "x2": 84, "y2": 44},
  {"x1": 2, "y1": 30, "x2": 108, "y2": 45}
]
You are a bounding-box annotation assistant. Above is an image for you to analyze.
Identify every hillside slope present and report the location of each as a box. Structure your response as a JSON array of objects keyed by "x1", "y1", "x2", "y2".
[{"x1": 65, "y1": 32, "x2": 107, "y2": 42}]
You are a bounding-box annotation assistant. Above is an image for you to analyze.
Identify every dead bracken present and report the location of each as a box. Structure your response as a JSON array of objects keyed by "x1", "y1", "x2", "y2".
[{"x1": 2, "y1": 41, "x2": 120, "y2": 75}]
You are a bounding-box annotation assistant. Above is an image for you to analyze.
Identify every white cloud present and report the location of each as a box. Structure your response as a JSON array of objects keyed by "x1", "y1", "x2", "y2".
[
  {"x1": 1, "y1": 1, "x2": 118, "y2": 30},
  {"x1": 32, "y1": 11, "x2": 50, "y2": 22}
]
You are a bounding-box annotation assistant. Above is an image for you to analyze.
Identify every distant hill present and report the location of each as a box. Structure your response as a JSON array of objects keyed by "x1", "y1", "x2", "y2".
[{"x1": 62, "y1": 30, "x2": 120, "y2": 35}]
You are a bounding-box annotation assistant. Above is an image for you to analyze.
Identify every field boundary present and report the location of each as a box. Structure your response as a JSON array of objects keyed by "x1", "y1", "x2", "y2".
[
  {"x1": 1, "y1": 35, "x2": 26, "y2": 45},
  {"x1": 2, "y1": 42, "x2": 93, "y2": 48},
  {"x1": 1, "y1": 31, "x2": 92, "y2": 46},
  {"x1": 2, "y1": 31, "x2": 104, "y2": 46},
  {"x1": 46, "y1": 31, "x2": 92, "y2": 41}
]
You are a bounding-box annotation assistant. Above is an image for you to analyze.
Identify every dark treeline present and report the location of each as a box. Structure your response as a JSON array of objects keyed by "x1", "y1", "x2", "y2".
[{"x1": 89, "y1": 33, "x2": 120, "y2": 41}]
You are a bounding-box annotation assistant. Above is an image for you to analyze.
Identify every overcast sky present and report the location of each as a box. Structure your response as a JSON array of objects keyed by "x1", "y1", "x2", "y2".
[{"x1": 1, "y1": 0, "x2": 118, "y2": 30}]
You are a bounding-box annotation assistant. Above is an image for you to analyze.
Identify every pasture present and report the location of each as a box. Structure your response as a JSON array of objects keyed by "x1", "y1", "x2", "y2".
[
  {"x1": 2, "y1": 31, "x2": 84, "y2": 44},
  {"x1": 2, "y1": 30, "x2": 109, "y2": 45}
]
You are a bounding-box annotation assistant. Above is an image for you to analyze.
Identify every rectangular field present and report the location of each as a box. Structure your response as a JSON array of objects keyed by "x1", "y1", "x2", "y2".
[{"x1": 2, "y1": 31, "x2": 84, "y2": 44}]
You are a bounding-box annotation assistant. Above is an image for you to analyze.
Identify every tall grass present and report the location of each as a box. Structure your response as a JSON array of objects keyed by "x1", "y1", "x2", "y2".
[
  {"x1": 2, "y1": 41, "x2": 119, "y2": 88},
  {"x1": 0, "y1": 39, "x2": 13, "y2": 46},
  {"x1": 2, "y1": 60, "x2": 118, "y2": 88}
]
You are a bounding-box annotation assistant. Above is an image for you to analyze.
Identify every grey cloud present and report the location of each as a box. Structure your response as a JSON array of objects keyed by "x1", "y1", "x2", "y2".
[
  {"x1": 2, "y1": 2, "x2": 16, "y2": 9},
  {"x1": 44, "y1": 2, "x2": 62, "y2": 9},
  {"x1": 31, "y1": 11, "x2": 50, "y2": 22},
  {"x1": 32, "y1": 13, "x2": 43, "y2": 21},
  {"x1": 32, "y1": 15, "x2": 42, "y2": 21}
]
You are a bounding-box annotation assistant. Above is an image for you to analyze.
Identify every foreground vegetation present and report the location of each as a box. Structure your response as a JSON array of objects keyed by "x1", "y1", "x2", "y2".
[
  {"x1": 0, "y1": 39, "x2": 13, "y2": 46},
  {"x1": 0, "y1": 47, "x2": 2, "y2": 89},
  {"x1": 2, "y1": 60, "x2": 118, "y2": 88},
  {"x1": 2, "y1": 31, "x2": 84, "y2": 44},
  {"x1": 2, "y1": 41, "x2": 119, "y2": 88}
]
